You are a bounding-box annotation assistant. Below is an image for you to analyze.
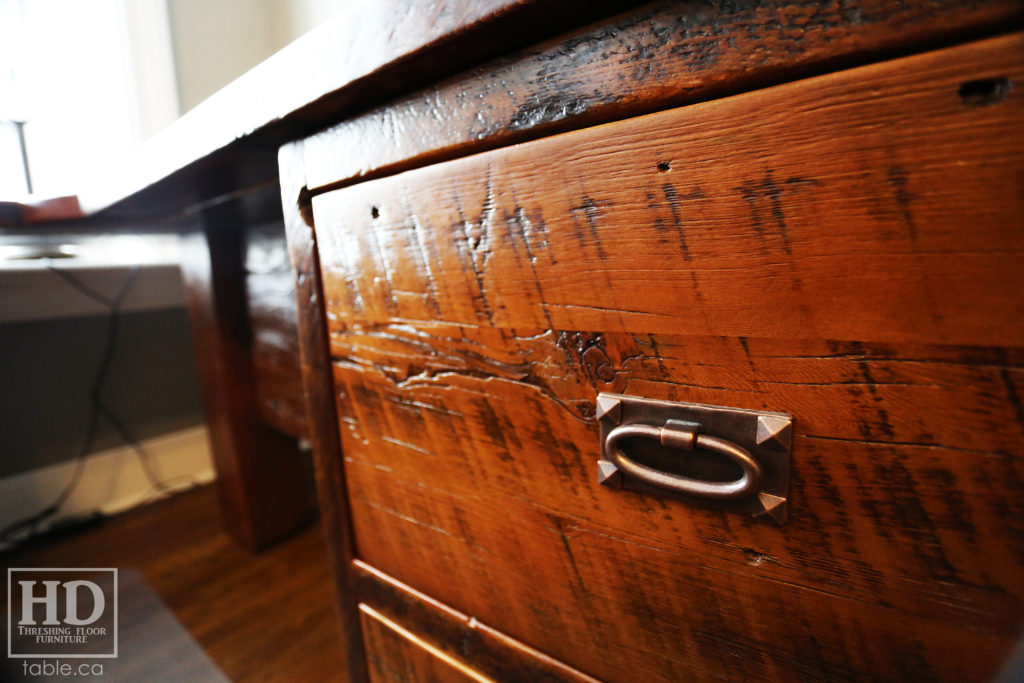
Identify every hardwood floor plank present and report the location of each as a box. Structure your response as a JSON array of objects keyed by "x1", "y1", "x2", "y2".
[{"x1": 0, "y1": 486, "x2": 344, "y2": 682}]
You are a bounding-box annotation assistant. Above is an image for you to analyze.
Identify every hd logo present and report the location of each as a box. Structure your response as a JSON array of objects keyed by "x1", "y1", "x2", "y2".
[{"x1": 7, "y1": 569, "x2": 117, "y2": 658}]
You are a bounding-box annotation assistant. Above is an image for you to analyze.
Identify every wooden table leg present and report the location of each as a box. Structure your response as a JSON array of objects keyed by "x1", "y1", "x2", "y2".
[{"x1": 180, "y1": 201, "x2": 312, "y2": 550}]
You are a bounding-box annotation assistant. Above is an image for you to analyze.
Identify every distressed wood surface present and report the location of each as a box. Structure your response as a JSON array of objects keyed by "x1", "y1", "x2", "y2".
[
  {"x1": 314, "y1": 33, "x2": 1024, "y2": 348},
  {"x1": 245, "y1": 219, "x2": 309, "y2": 439},
  {"x1": 333, "y1": 325, "x2": 1024, "y2": 681},
  {"x1": 355, "y1": 560, "x2": 601, "y2": 683},
  {"x1": 303, "y1": 0, "x2": 1024, "y2": 192},
  {"x1": 359, "y1": 605, "x2": 480, "y2": 683},
  {"x1": 308, "y1": 35, "x2": 1024, "y2": 681},
  {"x1": 280, "y1": 140, "x2": 369, "y2": 682},
  {"x1": 179, "y1": 198, "x2": 312, "y2": 550}
]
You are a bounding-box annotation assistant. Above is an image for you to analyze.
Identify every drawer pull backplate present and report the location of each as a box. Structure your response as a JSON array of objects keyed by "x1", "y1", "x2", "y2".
[{"x1": 597, "y1": 393, "x2": 792, "y2": 523}]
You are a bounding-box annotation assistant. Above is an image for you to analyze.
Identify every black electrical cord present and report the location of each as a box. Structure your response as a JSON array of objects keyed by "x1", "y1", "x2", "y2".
[
  {"x1": 0, "y1": 263, "x2": 192, "y2": 548},
  {"x1": 55, "y1": 265, "x2": 174, "y2": 492}
]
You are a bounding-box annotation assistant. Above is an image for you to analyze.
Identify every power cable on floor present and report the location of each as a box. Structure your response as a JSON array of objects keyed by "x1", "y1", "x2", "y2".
[{"x1": 0, "y1": 263, "x2": 199, "y2": 550}]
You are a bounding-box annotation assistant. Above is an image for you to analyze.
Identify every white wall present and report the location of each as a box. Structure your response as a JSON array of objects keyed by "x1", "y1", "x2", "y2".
[
  {"x1": 277, "y1": 0, "x2": 350, "y2": 40},
  {"x1": 167, "y1": 0, "x2": 282, "y2": 114},
  {"x1": 1, "y1": 0, "x2": 180, "y2": 196},
  {"x1": 167, "y1": 0, "x2": 353, "y2": 114},
  {"x1": 124, "y1": 0, "x2": 182, "y2": 142},
  {"x1": 0, "y1": 0, "x2": 349, "y2": 195}
]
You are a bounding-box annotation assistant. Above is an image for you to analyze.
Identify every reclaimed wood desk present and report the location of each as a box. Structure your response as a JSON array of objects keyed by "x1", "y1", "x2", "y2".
[
  {"x1": 6, "y1": 1, "x2": 1024, "y2": 679},
  {"x1": 0, "y1": 0, "x2": 621, "y2": 551}
]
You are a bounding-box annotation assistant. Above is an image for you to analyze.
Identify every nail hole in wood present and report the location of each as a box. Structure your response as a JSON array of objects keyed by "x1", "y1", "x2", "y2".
[
  {"x1": 657, "y1": 161, "x2": 671, "y2": 172},
  {"x1": 371, "y1": 206, "x2": 380, "y2": 219},
  {"x1": 958, "y1": 77, "x2": 1011, "y2": 107}
]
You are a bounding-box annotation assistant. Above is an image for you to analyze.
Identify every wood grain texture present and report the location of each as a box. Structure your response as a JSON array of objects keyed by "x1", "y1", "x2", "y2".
[
  {"x1": 313, "y1": 33, "x2": 1024, "y2": 348},
  {"x1": 280, "y1": 140, "x2": 368, "y2": 682},
  {"x1": 245, "y1": 219, "x2": 309, "y2": 439},
  {"x1": 360, "y1": 605, "x2": 480, "y2": 683},
  {"x1": 333, "y1": 325, "x2": 1024, "y2": 681},
  {"x1": 355, "y1": 560, "x2": 600, "y2": 683},
  {"x1": 180, "y1": 199, "x2": 312, "y2": 550},
  {"x1": 308, "y1": 35, "x2": 1024, "y2": 681},
  {"x1": 303, "y1": 0, "x2": 1024, "y2": 192}
]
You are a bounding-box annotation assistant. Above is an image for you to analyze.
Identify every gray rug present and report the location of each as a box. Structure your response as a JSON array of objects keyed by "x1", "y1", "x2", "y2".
[{"x1": 2, "y1": 568, "x2": 227, "y2": 682}]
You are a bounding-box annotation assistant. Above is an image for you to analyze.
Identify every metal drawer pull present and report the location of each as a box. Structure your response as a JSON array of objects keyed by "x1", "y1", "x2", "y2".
[
  {"x1": 596, "y1": 394, "x2": 792, "y2": 523},
  {"x1": 604, "y1": 421, "x2": 763, "y2": 500}
]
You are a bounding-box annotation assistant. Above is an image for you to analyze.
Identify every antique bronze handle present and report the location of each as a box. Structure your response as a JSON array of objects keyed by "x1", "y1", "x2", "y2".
[
  {"x1": 596, "y1": 393, "x2": 792, "y2": 523},
  {"x1": 603, "y1": 421, "x2": 763, "y2": 501}
]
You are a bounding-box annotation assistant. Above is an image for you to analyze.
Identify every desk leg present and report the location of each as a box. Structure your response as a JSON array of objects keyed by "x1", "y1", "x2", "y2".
[{"x1": 180, "y1": 209, "x2": 312, "y2": 550}]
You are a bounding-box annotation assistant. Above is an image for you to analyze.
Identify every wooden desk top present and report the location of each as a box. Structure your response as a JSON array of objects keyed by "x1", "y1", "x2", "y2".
[{"x1": 0, "y1": 0, "x2": 627, "y2": 227}]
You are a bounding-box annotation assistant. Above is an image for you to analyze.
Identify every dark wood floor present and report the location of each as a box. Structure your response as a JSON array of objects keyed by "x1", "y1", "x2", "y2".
[{"x1": 0, "y1": 485, "x2": 345, "y2": 682}]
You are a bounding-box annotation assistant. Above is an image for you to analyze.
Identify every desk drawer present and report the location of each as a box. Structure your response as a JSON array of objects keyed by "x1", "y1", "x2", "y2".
[
  {"x1": 356, "y1": 560, "x2": 598, "y2": 683},
  {"x1": 312, "y1": 34, "x2": 1024, "y2": 681},
  {"x1": 360, "y1": 606, "x2": 479, "y2": 683}
]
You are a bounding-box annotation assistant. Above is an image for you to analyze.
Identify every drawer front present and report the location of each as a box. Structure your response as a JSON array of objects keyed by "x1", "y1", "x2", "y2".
[
  {"x1": 360, "y1": 605, "x2": 478, "y2": 683},
  {"x1": 312, "y1": 35, "x2": 1024, "y2": 681},
  {"x1": 356, "y1": 560, "x2": 598, "y2": 683}
]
